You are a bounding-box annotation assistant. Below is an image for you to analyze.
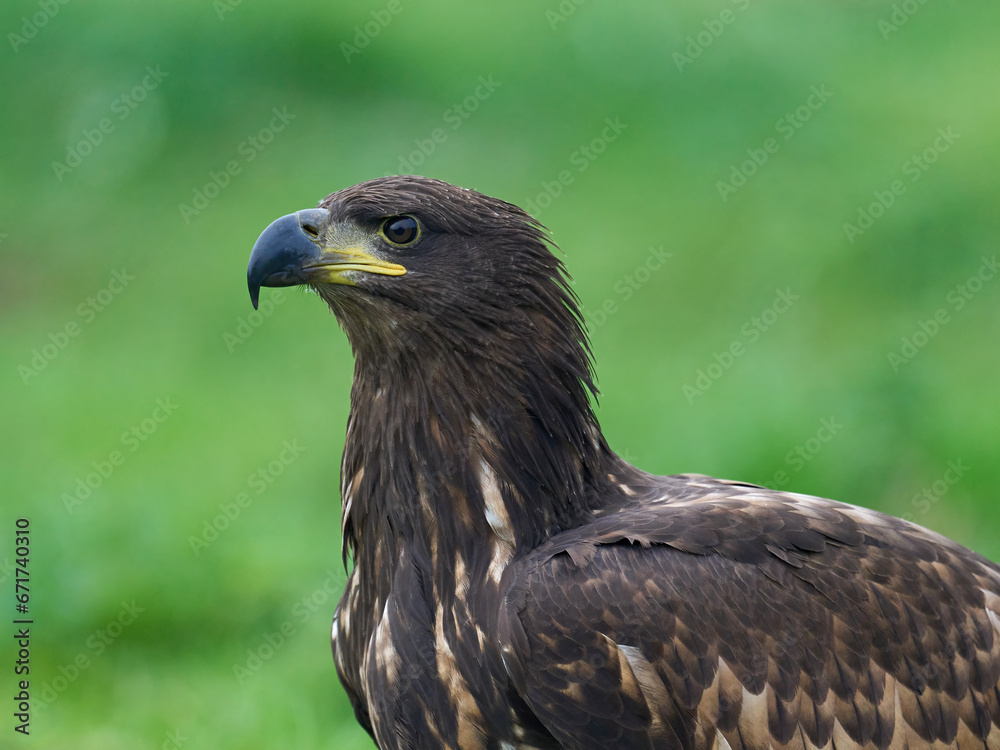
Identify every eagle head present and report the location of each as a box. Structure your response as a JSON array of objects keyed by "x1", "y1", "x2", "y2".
[{"x1": 247, "y1": 175, "x2": 584, "y2": 364}]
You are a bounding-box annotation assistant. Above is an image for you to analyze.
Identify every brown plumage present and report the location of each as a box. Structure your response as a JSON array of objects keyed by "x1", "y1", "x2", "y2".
[{"x1": 246, "y1": 175, "x2": 1000, "y2": 750}]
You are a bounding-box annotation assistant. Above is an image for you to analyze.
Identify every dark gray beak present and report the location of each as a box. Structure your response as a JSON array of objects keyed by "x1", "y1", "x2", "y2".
[{"x1": 247, "y1": 208, "x2": 329, "y2": 309}]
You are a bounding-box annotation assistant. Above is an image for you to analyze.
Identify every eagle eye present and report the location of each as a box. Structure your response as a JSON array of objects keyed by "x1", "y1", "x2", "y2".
[{"x1": 381, "y1": 216, "x2": 419, "y2": 246}]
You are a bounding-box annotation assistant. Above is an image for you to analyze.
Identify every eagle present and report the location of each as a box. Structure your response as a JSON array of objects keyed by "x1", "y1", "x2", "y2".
[{"x1": 247, "y1": 176, "x2": 1000, "y2": 750}]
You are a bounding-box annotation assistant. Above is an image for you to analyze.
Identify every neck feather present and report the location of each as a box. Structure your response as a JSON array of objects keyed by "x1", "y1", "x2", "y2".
[{"x1": 337, "y1": 324, "x2": 619, "y2": 578}]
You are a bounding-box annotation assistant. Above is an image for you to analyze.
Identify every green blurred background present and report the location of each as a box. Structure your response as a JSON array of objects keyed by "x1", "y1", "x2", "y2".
[{"x1": 2, "y1": 0, "x2": 998, "y2": 747}]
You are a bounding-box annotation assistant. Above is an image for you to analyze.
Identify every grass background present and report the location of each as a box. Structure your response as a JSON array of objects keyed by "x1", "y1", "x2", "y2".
[{"x1": 1, "y1": 0, "x2": 998, "y2": 747}]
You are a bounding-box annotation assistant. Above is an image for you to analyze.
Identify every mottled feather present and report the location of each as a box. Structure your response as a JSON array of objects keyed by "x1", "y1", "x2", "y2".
[{"x1": 499, "y1": 478, "x2": 1000, "y2": 750}]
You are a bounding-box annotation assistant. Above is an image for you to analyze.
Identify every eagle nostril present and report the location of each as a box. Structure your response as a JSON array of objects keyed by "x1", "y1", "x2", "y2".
[{"x1": 301, "y1": 222, "x2": 320, "y2": 239}]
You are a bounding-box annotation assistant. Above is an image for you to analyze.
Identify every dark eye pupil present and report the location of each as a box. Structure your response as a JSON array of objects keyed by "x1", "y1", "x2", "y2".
[{"x1": 385, "y1": 216, "x2": 417, "y2": 244}]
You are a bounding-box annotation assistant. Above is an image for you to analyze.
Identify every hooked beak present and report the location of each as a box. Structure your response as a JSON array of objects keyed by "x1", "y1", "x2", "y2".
[{"x1": 247, "y1": 208, "x2": 406, "y2": 309}]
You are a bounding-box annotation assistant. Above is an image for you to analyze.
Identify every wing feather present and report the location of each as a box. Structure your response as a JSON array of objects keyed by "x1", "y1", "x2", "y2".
[{"x1": 497, "y1": 484, "x2": 1000, "y2": 750}]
